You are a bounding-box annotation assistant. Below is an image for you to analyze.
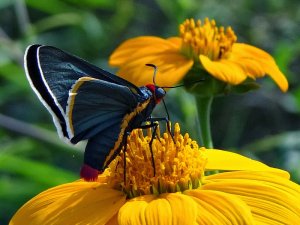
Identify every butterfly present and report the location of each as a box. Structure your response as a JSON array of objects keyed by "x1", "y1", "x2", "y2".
[{"x1": 24, "y1": 45, "x2": 167, "y2": 181}]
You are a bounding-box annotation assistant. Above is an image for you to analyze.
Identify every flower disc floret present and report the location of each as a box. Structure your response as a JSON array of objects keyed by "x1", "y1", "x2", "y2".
[
  {"x1": 107, "y1": 123, "x2": 207, "y2": 198},
  {"x1": 180, "y1": 18, "x2": 237, "y2": 61}
]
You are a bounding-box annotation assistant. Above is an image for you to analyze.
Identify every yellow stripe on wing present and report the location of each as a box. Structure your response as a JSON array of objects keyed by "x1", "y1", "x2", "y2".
[
  {"x1": 66, "y1": 77, "x2": 97, "y2": 138},
  {"x1": 103, "y1": 99, "x2": 151, "y2": 168}
]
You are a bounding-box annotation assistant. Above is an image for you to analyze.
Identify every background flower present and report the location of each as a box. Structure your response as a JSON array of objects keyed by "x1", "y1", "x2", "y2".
[{"x1": 109, "y1": 18, "x2": 288, "y2": 93}]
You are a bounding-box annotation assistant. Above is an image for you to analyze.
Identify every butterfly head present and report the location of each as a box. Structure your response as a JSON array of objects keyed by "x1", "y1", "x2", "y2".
[{"x1": 146, "y1": 84, "x2": 166, "y2": 104}]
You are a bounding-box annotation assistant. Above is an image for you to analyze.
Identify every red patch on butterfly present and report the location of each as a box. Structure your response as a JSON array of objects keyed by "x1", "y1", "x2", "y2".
[
  {"x1": 80, "y1": 164, "x2": 99, "y2": 181},
  {"x1": 146, "y1": 84, "x2": 163, "y2": 103}
]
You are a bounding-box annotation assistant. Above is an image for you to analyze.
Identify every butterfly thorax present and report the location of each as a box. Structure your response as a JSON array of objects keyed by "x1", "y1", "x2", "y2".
[
  {"x1": 125, "y1": 85, "x2": 161, "y2": 131},
  {"x1": 145, "y1": 84, "x2": 166, "y2": 104}
]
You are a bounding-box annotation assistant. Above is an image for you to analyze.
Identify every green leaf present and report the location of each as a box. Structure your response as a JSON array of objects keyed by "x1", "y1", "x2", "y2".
[
  {"x1": 31, "y1": 13, "x2": 84, "y2": 34},
  {"x1": 0, "y1": 154, "x2": 77, "y2": 186},
  {"x1": 64, "y1": 0, "x2": 117, "y2": 9},
  {"x1": 25, "y1": 0, "x2": 75, "y2": 14},
  {"x1": 230, "y1": 81, "x2": 261, "y2": 94},
  {"x1": 0, "y1": 0, "x2": 12, "y2": 9},
  {"x1": 0, "y1": 177, "x2": 47, "y2": 202},
  {"x1": 273, "y1": 41, "x2": 297, "y2": 76},
  {"x1": 155, "y1": 0, "x2": 198, "y2": 22},
  {"x1": 0, "y1": 63, "x2": 28, "y2": 89},
  {"x1": 0, "y1": 138, "x2": 36, "y2": 156}
]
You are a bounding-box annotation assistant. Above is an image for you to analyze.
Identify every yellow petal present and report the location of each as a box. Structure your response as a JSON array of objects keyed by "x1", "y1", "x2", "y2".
[
  {"x1": 116, "y1": 52, "x2": 193, "y2": 87},
  {"x1": 118, "y1": 195, "x2": 156, "y2": 225},
  {"x1": 203, "y1": 171, "x2": 300, "y2": 224},
  {"x1": 185, "y1": 189, "x2": 255, "y2": 225},
  {"x1": 167, "y1": 37, "x2": 182, "y2": 46},
  {"x1": 229, "y1": 56, "x2": 265, "y2": 79},
  {"x1": 205, "y1": 149, "x2": 290, "y2": 178},
  {"x1": 109, "y1": 36, "x2": 180, "y2": 66},
  {"x1": 119, "y1": 193, "x2": 198, "y2": 225},
  {"x1": 109, "y1": 36, "x2": 192, "y2": 87},
  {"x1": 106, "y1": 214, "x2": 118, "y2": 225},
  {"x1": 164, "y1": 193, "x2": 198, "y2": 225},
  {"x1": 232, "y1": 43, "x2": 288, "y2": 92},
  {"x1": 10, "y1": 181, "x2": 126, "y2": 225},
  {"x1": 242, "y1": 197, "x2": 298, "y2": 225},
  {"x1": 205, "y1": 171, "x2": 300, "y2": 196},
  {"x1": 199, "y1": 55, "x2": 248, "y2": 85}
]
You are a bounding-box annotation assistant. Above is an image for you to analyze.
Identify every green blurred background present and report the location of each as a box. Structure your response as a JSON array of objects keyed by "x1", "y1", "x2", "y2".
[{"x1": 1, "y1": 0, "x2": 300, "y2": 223}]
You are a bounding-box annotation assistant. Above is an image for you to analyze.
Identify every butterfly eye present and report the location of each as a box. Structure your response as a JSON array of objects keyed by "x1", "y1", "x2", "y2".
[{"x1": 155, "y1": 87, "x2": 166, "y2": 99}]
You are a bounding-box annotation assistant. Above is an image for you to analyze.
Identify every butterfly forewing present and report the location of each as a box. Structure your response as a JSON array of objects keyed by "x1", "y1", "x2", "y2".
[
  {"x1": 25, "y1": 45, "x2": 69, "y2": 138},
  {"x1": 25, "y1": 44, "x2": 142, "y2": 141}
]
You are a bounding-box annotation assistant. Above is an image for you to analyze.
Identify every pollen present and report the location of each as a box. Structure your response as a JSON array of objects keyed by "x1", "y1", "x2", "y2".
[
  {"x1": 179, "y1": 18, "x2": 237, "y2": 61},
  {"x1": 107, "y1": 123, "x2": 207, "y2": 198}
]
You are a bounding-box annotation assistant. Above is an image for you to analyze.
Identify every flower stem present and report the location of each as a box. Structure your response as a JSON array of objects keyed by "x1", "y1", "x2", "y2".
[{"x1": 195, "y1": 96, "x2": 213, "y2": 148}]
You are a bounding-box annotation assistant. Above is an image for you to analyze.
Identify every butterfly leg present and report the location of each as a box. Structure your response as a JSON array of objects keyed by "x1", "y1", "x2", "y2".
[
  {"x1": 122, "y1": 131, "x2": 131, "y2": 185},
  {"x1": 137, "y1": 121, "x2": 159, "y2": 176},
  {"x1": 148, "y1": 122, "x2": 159, "y2": 176},
  {"x1": 146, "y1": 117, "x2": 175, "y2": 143}
]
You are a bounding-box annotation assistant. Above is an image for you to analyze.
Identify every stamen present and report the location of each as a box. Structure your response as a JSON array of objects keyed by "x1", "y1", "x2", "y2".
[
  {"x1": 179, "y1": 18, "x2": 237, "y2": 61},
  {"x1": 106, "y1": 123, "x2": 207, "y2": 198}
]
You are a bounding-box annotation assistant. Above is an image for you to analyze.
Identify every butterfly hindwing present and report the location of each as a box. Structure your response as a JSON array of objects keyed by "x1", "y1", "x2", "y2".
[
  {"x1": 66, "y1": 77, "x2": 139, "y2": 143},
  {"x1": 83, "y1": 122, "x2": 124, "y2": 170},
  {"x1": 66, "y1": 77, "x2": 145, "y2": 170}
]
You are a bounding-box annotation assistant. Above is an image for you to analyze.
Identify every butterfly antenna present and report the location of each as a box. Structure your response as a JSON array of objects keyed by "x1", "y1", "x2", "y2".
[
  {"x1": 145, "y1": 64, "x2": 157, "y2": 85},
  {"x1": 162, "y1": 98, "x2": 175, "y2": 143},
  {"x1": 162, "y1": 98, "x2": 170, "y2": 121},
  {"x1": 161, "y1": 79, "x2": 205, "y2": 89}
]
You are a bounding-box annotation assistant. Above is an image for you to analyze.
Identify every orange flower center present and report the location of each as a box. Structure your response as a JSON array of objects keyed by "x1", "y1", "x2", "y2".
[
  {"x1": 179, "y1": 18, "x2": 237, "y2": 61},
  {"x1": 106, "y1": 123, "x2": 207, "y2": 198}
]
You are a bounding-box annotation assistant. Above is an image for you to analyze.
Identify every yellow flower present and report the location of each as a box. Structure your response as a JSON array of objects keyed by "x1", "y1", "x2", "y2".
[
  {"x1": 10, "y1": 124, "x2": 300, "y2": 225},
  {"x1": 109, "y1": 18, "x2": 288, "y2": 92}
]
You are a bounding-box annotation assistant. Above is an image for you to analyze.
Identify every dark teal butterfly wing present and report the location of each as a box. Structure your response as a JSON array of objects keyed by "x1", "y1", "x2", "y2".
[
  {"x1": 67, "y1": 77, "x2": 138, "y2": 142},
  {"x1": 66, "y1": 77, "x2": 141, "y2": 171},
  {"x1": 25, "y1": 44, "x2": 142, "y2": 140}
]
